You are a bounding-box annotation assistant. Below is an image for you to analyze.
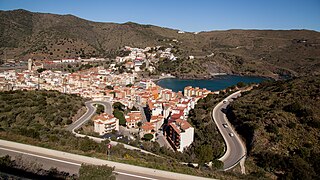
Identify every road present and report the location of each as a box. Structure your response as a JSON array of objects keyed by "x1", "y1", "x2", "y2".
[
  {"x1": 212, "y1": 91, "x2": 246, "y2": 171},
  {"x1": 134, "y1": 103, "x2": 148, "y2": 123},
  {"x1": 66, "y1": 100, "x2": 112, "y2": 132},
  {"x1": 66, "y1": 101, "x2": 158, "y2": 156},
  {"x1": 0, "y1": 139, "x2": 213, "y2": 180}
]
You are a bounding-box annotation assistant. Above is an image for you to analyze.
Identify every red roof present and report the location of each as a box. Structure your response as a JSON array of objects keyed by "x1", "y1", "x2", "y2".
[
  {"x1": 94, "y1": 113, "x2": 115, "y2": 121},
  {"x1": 125, "y1": 111, "x2": 142, "y2": 123},
  {"x1": 141, "y1": 122, "x2": 154, "y2": 131}
]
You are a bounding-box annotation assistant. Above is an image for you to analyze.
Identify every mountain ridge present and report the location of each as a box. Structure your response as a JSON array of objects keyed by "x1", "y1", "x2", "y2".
[{"x1": 1, "y1": 9, "x2": 320, "y2": 79}]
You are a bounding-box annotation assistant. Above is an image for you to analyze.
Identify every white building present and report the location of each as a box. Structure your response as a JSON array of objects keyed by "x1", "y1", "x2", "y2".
[
  {"x1": 125, "y1": 111, "x2": 142, "y2": 129},
  {"x1": 28, "y1": 59, "x2": 33, "y2": 71},
  {"x1": 93, "y1": 113, "x2": 119, "y2": 135},
  {"x1": 134, "y1": 60, "x2": 143, "y2": 72},
  {"x1": 148, "y1": 100, "x2": 163, "y2": 116},
  {"x1": 62, "y1": 59, "x2": 75, "y2": 63},
  {"x1": 165, "y1": 119, "x2": 194, "y2": 152}
]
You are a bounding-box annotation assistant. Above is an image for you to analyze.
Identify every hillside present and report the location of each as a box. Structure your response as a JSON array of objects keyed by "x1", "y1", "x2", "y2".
[
  {"x1": 0, "y1": 90, "x2": 85, "y2": 130},
  {"x1": 228, "y1": 76, "x2": 320, "y2": 179},
  {"x1": 0, "y1": 90, "x2": 243, "y2": 180},
  {"x1": 1, "y1": 9, "x2": 320, "y2": 78}
]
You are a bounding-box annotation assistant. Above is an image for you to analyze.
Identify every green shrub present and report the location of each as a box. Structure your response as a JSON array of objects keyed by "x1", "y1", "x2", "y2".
[
  {"x1": 143, "y1": 133, "x2": 153, "y2": 141},
  {"x1": 79, "y1": 164, "x2": 115, "y2": 180}
]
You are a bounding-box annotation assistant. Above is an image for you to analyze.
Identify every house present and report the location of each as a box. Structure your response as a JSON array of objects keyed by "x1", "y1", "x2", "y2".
[
  {"x1": 93, "y1": 113, "x2": 119, "y2": 135},
  {"x1": 141, "y1": 122, "x2": 155, "y2": 134},
  {"x1": 115, "y1": 56, "x2": 124, "y2": 63},
  {"x1": 134, "y1": 60, "x2": 143, "y2": 72},
  {"x1": 125, "y1": 111, "x2": 142, "y2": 128},
  {"x1": 125, "y1": 61, "x2": 134, "y2": 69},
  {"x1": 170, "y1": 109, "x2": 185, "y2": 120},
  {"x1": 148, "y1": 100, "x2": 163, "y2": 116},
  {"x1": 150, "y1": 115, "x2": 164, "y2": 131},
  {"x1": 162, "y1": 103, "x2": 172, "y2": 119},
  {"x1": 140, "y1": 122, "x2": 156, "y2": 141},
  {"x1": 165, "y1": 119, "x2": 194, "y2": 152},
  {"x1": 33, "y1": 62, "x2": 44, "y2": 71},
  {"x1": 62, "y1": 59, "x2": 75, "y2": 63},
  {"x1": 52, "y1": 60, "x2": 62, "y2": 63},
  {"x1": 139, "y1": 80, "x2": 152, "y2": 89},
  {"x1": 161, "y1": 89, "x2": 174, "y2": 101}
]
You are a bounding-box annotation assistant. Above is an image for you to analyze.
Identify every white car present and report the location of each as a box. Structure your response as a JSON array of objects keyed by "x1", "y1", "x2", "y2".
[
  {"x1": 229, "y1": 133, "x2": 234, "y2": 137},
  {"x1": 223, "y1": 124, "x2": 228, "y2": 128}
]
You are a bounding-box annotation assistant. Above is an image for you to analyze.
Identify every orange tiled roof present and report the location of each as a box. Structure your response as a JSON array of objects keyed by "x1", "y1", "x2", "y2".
[
  {"x1": 141, "y1": 122, "x2": 154, "y2": 131},
  {"x1": 94, "y1": 113, "x2": 115, "y2": 121},
  {"x1": 175, "y1": 119, "x2": 191, "y2": 130},
  {"x1": 125, "y1": 111, "x2": 142, "y2": 123}
]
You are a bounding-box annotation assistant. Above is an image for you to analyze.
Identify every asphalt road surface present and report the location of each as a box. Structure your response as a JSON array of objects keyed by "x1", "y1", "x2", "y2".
[
  {"x1": 66, "y1": 101, "x2": 112, "y2": 132},
  {"x1": 0, "y1": 140, "x2": 213, "y2": 180},
  {"x1": 212, "y1": 91, "x2": 246, "y2": 170}
]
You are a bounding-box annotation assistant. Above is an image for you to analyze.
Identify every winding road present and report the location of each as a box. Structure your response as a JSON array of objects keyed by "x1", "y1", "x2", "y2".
[
  {"x1": 66, "y1": 100, "x2": 158, "y2": 155},
  {"x1": 212, "y1": 91, "x2": 246, "y2": 171},
  {"x1": 66, "y1": 100, "x2": 112, "y2": 132}
]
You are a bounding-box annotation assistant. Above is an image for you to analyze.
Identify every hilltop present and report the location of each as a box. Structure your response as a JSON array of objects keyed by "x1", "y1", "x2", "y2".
[
  {"x1": 1, "y1": 9, "x2": 320, "y2": 79},
  {"x1": 229, "y1": 76, "x2": 320, "y2": 179}
]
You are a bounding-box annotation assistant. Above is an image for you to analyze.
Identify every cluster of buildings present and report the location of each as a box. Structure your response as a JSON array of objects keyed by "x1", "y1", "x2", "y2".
[
  {"x1": 91, "y1": 77, "x2": 211, "y2": 151},
  {"x1": 114, "y1": 46, "x2": 177, "y2": 73},
  {"x1": 89, "y1": 76, "x2": 208, "y2": 150},
  {"x1": 26, "y1": 57, "x2": 107, "y2": 71},
  {"x1": 0, "y1": 45, "x2": 213, "y2": 152},
  {"x1": 0, "y1": 66, "x2": 136, "y2": 98}
]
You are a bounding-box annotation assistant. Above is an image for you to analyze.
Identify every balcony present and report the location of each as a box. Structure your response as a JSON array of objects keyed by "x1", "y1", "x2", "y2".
[
  {"x1": 105, "y1": 124, "x2": 116, "y2": 128},
  {"x1": 105, "y1": 127, "x2": 116, "y2": 131}
]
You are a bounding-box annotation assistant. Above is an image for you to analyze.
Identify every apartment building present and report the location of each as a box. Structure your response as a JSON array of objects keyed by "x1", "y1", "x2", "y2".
[
  {"x1": 165, "y1": 119, "x2": 194, "y2": 152},
  {"x1": 93, "y1": 113, "x2": 119, "y2": 135}
]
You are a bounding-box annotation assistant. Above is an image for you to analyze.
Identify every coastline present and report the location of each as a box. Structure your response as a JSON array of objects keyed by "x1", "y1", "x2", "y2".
[
  {"x1": 151, "y1": 74, "x2": 176, "y2": 83},
  {"x1": 156, "y1": 73, "x2": 272, "y2": 82},
  {"x1": 164, "y1": 71, "x2": 277, "y2": 81},
  {"x1": 155, "y1": 74, "x2": 269, "y2": 92}
]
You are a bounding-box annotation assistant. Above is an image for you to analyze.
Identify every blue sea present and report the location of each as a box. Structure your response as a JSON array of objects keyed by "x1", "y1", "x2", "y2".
[{"x1": 156, "y1": 75, "x2": 268, "y2": 92}]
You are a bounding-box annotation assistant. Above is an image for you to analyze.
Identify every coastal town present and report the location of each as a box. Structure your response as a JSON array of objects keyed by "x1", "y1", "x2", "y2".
[
  {"x1": 1, "y1": 2, "x2": 319, "y2": 179},
  {"x1": 0, "y1": 46, "x2": 214, "y2": 152}
]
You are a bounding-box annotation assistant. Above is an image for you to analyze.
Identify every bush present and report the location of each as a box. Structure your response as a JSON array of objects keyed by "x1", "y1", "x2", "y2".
[
  {"x1": 79, "y1": 164, "x2": 115, "y2": 180},
  {"x1": 236, "y1": 82, "x2": 246, "y2": 88},
  {"x1": 113, "y1": 109, "x2": 126, "y2": 126},
  {"x1": 143, "y1": 133, "x2": 153, "y2": 141},
  {"x1": 113, "y1": 102, "x2": 125, "y2": 111},
  {"x1": 211, "y1": 160, "x2": 223, "y2": 170},
  {"x1": 265, "y1": 124, "x2": 278, "y2": 134},
  {"x1": 96, "y1": 104, "x2": 105, "y2": 114}
]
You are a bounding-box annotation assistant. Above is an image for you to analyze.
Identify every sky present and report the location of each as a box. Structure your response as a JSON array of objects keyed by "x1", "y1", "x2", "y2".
[{"x1": 0, "y1": 0, "x2": 319, "y2": 32}]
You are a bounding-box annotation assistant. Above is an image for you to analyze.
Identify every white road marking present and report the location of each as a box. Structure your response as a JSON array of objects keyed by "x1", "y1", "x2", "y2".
[
  {"x1": 0, "y1": 147, "x2": 159, "y2": 180},
  {"x1": 114, "y1": 171, "x2": 159, "y2": 180},
  {"x1": 0, "y1": 147, "x2": 82, "y2": 166}
]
